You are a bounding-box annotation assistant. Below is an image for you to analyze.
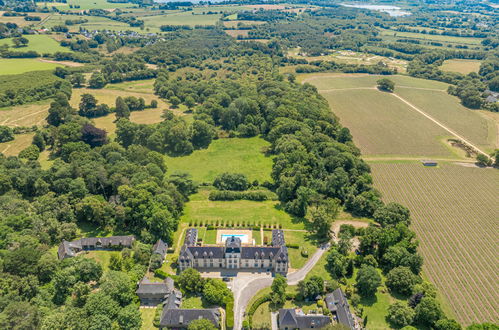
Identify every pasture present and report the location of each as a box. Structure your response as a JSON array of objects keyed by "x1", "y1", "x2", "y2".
[
  {"x1": 0, "y1": 100, "x2": 50, "y2": 127},
  {"x1": 289, "y1": 49, "x2": 408, "y2": 73},
  {"x1": 43, "y1": 14, "x2": 138, "y2": 32},
  {"x1": 370, "y1": 162, "x2": 499, "y2": 325},
  {"x1": 0, "y1": 35, "x2": 70, "y2": 54},
  {"x1": 164, "y1": 136, "x2": 273, "y2": 183},
  {"x1": 0, "y1": 133, "x2": 35, "y2": 156},
  {"x1": 0, "y1": 58, "x2": 60, "y2": 75},
  {"x1": 440, "y1": 59, "x2": 482, "y2": 74},
  {"x1": 52, "y1": 0, "x2": 136, "y2": 10},
  {"x1": 379, "y1": 28, "x2": 484, "y2": 45},
  {"x1": 0, "y1": 12, "x2": 50, "y2": 27}
]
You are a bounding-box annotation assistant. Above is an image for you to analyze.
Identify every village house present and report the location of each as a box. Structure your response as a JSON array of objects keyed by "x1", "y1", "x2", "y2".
[
  {"x1": 178, "y1": 229, "x2": 289, "y2": 275},
  {"x1": 278, "y1": 309, "x2": 331, "y2": 330},
  {"x1": 325, "y1": 289, "x2": 358, "y2": 330},
  {"x1": 136, "y1": 276, "x2": 220, "y2": 329}
]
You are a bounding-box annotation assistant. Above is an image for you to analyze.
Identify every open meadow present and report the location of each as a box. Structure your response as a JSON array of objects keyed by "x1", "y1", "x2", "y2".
[
  {"x1": 440, "y1": 59, "x2": 482, "y2": 74},
  {"x1": 379, "y1": 28, "x2": 484, "y2": 46},
  {"x1": 0, "y1": 34, "x2": 70, "y2": 54},
  {"x1": 0, "y1": 133, "x2": 35, "y2": 156},
  {"x1": 164, "y1": 136, "x2": 273, "y2": 183},
  {"x1": 0, "y1": 58, "x2": 60, "y2": 75},
  {"x1": 370, "y1": 162, "x2": 499, "y2": 325}
]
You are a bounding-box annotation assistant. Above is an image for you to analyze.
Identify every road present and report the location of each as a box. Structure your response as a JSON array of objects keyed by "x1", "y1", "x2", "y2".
[{"x1": 232, "y1": 243, "x2": 330, "y2": 330}]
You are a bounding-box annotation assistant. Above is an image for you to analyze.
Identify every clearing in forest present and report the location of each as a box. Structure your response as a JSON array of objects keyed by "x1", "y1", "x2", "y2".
[
  {"x1": 370, "y1": 162, "x2": 499, "y2": 325},
  {"x1": 164, "y1": 136, "x2": 273, "y2": 183},
  {"x1": 440, "y1": 59, "x2": 482, "y2": 74}
]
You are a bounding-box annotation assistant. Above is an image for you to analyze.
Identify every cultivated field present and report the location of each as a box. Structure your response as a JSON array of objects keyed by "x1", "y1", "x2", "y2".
[
  {"x1": 0, "y1": 58, "x2": 60, "y2": 75},
  {"x1": 396, "y1": 88, "x2": 497, "y2": 153},
  {"x1": 43, "y1": 14, "x2": 139, "y2": 32},
  {"x1": 165, "y1": 137, "x2": 273, "y2": 183},
  {"x1": 321, "y1": 89, "x2": 455, "y2": 157},
  {"x1": 371, "y1": 162, "x2": 499, "y2": 325},
  {"x1": 0, "y1": 12, "x2": 51, "y2": 27},
  {"x1": 0, "y1": 35, "x2": 70, "y2": 53},
  {"x1": 440, "y1": 59, "x2": 482, "y2": 74},
  {"x1": 303, "y1": 73, "x2": 496, "y2": 158}
]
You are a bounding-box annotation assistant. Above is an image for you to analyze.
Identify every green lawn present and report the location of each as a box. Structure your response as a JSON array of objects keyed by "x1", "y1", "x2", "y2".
[
  {"x1": 0, "y1": 58, "x2": 60, "y2": 75},
  {"x1": 284, "y1": 231, "x2": 317, "y2": 269},
  {"x1": 204, "y1": 228, "x2": 217, "y2": 244},
  {"x1": 0, "y1": 35, "x2": 70, "y2": 54},
  {"x1": 140, "y1": 308, "x2": 157, "y2": 330},
  {"x1": 252, "y1": 301, "x2": 272, "y2": 328},
  {"x1": 252, "y1": 229, "x2": 262, "y2": 245},
  {"x1": 181, "y1": 295, "x2": 204, "y2": 309},
  {"x1": 379, "y1": 28, "x2": 484, "y2": 45},
  {"x1": 180, "y1": 187, "x2": 305, "y2": 229},
  {"x1": 165, "y1": 137, "x2": 273, "y2": 184},
  {"x1": 83, "y1": 250, "x2": 118, "y2": 270}
]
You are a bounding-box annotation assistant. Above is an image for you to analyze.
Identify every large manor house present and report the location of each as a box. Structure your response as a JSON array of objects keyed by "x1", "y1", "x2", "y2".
[{"x1": 179, "y1": 229, "x2": 289, "y2": 275}]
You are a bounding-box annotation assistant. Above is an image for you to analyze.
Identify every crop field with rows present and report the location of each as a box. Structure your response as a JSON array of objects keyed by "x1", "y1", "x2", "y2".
[{"x1": 370, "y1": 162, "x2": 499, "y2": 325}]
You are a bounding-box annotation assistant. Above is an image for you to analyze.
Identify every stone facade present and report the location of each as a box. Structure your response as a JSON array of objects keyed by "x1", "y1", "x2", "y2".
[{"x1": 178, "y1": 229, "x2": 289, "y2": 275}]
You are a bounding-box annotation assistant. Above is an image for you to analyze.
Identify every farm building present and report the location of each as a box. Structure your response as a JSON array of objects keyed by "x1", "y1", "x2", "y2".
[
  {"x1": 57, "y1": 235, "x2": 135, "y2": 260},
  {"x1": 421, "y1": 160, "x2": 438, "y2": 167}
]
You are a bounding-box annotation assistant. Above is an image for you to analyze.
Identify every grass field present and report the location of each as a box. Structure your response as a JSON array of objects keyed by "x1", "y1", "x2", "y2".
[
  {"x1": 51, "y1": 0, "x2": 136, "y2": 10},
  {"x1": 165, "y1": 137, "x2": 273, "y2": 183},
  {"x1": 0, "y1": 58, "x2": 60, "y2": 75},
  {"x1": 140, "y1": 308, "x2": 156, "y2": 330},
  {"x1": 284, "y1": 231, "x2": 317, "y2": 269},
  {"x1": 289, "y1": 49, "x2": 408, "y2": 72},
  {"x1": 0, "y1": 12, "x2": 51, "y2": 27},
  {"x1": 370, "y1": 162, "x2": 499, "y2": 325},
  {"x1": 0, "y1": 35, "x2": 70, "y2": 54},
  {"x1": 379, "y1": 28, "x2": 484, "y2": 45},
  {"x1": 179, "y1": 187, "x2": 305, "y2": 230},
  {"x1": 440, "y1": 59, "x2": 482, "y2": 74},
  {"x1": 43, "y1": 14, "x2": 140, "y2": 32},
  {"x1": 0, "y1": 133, "x2": 35, "y2": 156},
  {"x1": 0, "y1": 100, "x2": 50, "y2": 127}
]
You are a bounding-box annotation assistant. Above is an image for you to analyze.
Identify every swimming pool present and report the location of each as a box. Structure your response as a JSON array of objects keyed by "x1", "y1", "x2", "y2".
[{"x1": 221, "y1": 234, "x2": 249, "y2": 244}]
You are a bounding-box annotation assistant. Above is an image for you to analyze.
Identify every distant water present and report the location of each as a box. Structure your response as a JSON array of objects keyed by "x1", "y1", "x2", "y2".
[{"x1": 341, "y1": 3, "x2": 411, "y2": 16}]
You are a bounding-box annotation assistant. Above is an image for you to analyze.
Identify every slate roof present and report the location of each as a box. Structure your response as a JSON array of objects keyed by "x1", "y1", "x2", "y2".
[
  {"x1": 272, "y1": 229, "x2": 285, "y2": 247},
  {"x1": 163, "y1": 288, "x2": 182, "y2": 310},
  {"x1": 184, "y1": 229, "x2": 198, "y2": 246},
  {"x1": 278, "y1": 309, "x2": 331, "y2": 329},
  {"x1": 325, "y1": 289, "x2": 355, "y2": 330},
  {"x1": 240, "y1": 246, "x2": 282, "y2": 259},
  {"x1": 57, "y1": 236, "x2": 135, "y2": 260},
  {"x1": 160, "y1": 308, "x2": 220, "y2": 328},
  {"x1": 225, "y1": 236, "x2": 242, "y2": 252},
  {"x1": 136, "y1": 277, "x2": 174, "y2": 300},
  {"x1": 188, "y1": 246, "x2": 225, "y2": 259},
  {"x1": 152, "y1": 239, "x2": 168, "y2": 258}
]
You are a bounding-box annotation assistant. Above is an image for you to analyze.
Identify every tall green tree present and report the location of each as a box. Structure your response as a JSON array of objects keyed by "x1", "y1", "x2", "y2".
[
  {"x1": 270, "y1": 274, "x2": 287, "y2": 307},
  {"x1": 355, "y1": 265, "x2": 381, "y2": 297}
]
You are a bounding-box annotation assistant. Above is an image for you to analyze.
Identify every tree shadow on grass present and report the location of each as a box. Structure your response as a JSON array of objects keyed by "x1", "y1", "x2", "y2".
[{"x1": 359, "y1": 294, "x2": 378, "y2": 307}]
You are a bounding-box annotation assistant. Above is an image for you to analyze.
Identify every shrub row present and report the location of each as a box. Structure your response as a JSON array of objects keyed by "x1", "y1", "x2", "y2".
[
  {"x1": 188, "y1": 220, "x2": 283, "y2": 229},
  {"x1": 225, "y1": 301, "x2": 234, "y2": 329},
  {"x1": 246, "y1": 293, "x2": 271, "y2": 328},
  {"x1": 208, "y1": 190, "x2": 272, "y2": 201},
  {"x1": 154, "y1": 269, "x2": 168, "y2": 279}
]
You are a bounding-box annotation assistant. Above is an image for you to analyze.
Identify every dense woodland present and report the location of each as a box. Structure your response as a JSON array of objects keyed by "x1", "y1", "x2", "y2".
[{"x1": 0, "y1": 0, "x2": 498, "y2": 329}]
